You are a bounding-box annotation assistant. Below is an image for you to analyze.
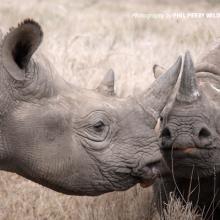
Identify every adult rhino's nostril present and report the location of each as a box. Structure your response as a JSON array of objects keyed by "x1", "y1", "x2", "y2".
[
  {"x1": 198, "y1": 127, "x2": 211, "y2": 139},
  {"x1": 161, "y1": 127, "x2": 172, "y2": 139}
]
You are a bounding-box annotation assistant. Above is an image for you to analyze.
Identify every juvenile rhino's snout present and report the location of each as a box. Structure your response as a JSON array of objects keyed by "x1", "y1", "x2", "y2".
[
  {"x1": 161, "y1": 124, "x2": 213, "y2": 151},
  {"x1": 160, "y1": 125, "x2": 195, "y2": 149},
  {"x1": 160, "y1": 51, "x2": 214, "y2": 153}
]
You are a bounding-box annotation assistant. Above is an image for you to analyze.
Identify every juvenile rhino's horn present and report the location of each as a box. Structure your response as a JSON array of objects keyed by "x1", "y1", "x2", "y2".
[
  {"x1": 176, "y1": 51, "x2": 200, "y2": 103},
  {"x1": 97, "y1": 69, "x2": 115, "y2": 96},
  {"x1": 138, "y1": 56, "x2": 182, "y2": 128},
  {"x1": 2, "y1": 19, "x2": 43, "y2": 81}
]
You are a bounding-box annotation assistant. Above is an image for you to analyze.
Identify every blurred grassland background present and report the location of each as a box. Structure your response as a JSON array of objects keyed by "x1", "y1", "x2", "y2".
[{"x1": 1, "y1": 0, "x2": 220, "y2": 219}]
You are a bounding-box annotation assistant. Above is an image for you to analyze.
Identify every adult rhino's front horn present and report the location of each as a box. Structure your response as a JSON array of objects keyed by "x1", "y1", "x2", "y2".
[
  {"x1": 176, "y1": 51, "x2": 200, "y2": 103},
  {"x1": 137, "y1": 56, "x2": 182, "y2": 128}
]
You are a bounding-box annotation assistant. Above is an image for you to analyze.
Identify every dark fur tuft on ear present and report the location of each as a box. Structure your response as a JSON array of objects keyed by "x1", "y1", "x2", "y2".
[
  {"x1": 18, "y1": 19, "x2": 43, "y2": 33},
  {"x1": 2, "y1": 19, "x2": 43, "y2": 81}
]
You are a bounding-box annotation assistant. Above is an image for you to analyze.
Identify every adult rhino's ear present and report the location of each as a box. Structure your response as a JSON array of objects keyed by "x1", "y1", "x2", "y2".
[
  {"x1": 97, "y1": 69, "x2": 115, "y2": 96},
  {"x1": 153, "y1": 64, "x2": 166, "y2": 79},
  {"x1": 2, "y1": 19, "x2": 43, "y2": 81}
]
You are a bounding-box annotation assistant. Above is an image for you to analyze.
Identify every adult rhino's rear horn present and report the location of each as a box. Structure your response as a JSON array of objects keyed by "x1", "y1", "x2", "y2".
[
  {"x1": 137, "y1": 56, "x2": 182, "y2": 128},
  {"x1": 97, "y1": 69, "x2": 115, "y2": 96},
  {"x1": 176, "y1": 51, "x2": 200, "y2": 103}
]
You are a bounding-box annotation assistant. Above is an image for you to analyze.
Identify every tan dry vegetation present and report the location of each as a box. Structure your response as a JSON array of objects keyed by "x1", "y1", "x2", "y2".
[{"x1": 0, "y1": 0, "x2": 220, "y2": 219}]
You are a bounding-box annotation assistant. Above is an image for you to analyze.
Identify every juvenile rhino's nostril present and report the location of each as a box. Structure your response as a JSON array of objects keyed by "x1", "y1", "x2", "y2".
[
  {"x1": 198, "y1": 127, "x2": 211, "y2": 139},
  {"x1": 161, "y1": 127, "x2": 172, "y2": 139}
]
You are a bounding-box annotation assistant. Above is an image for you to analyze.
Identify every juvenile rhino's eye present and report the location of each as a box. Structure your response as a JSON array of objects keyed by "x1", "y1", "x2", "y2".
[{"x1": 93, "y1": 121, "x2": 105, "y2": 133}]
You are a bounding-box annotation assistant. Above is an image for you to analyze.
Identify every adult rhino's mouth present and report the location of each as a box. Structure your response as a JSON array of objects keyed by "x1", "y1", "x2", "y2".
[{"x1": 137, "y1": 161, "x2": 161, "y2": 188}]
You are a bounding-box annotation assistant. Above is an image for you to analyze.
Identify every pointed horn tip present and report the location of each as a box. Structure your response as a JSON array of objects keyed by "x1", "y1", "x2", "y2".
[
  {"x1": 183, "y1": 50, "x2": 195, "y2": 73},
  {"x1": 107, "y1": 68, "x2": 115, "y2": 76},
  {"x1": 185, "y1": 50, "x2": 191, "y2": 57},
  {"x1": 167, "y1": 55, "x2": 182, "y2": 76},
  {"x1": 184, "y1": 51, "x2": 193, "y2": 64},
  {"x1": 156, "y1": 56, "x2": 182, "y2": 79},
  {"x1": 169, "y1": 56, "x2": 182, "y2": 72},
  {"x1": 176, "y1": 55, "x2": 182, "y2": 65},
  {"x1": 108, "y1": 68, "x2": 114, "y2": 74}
]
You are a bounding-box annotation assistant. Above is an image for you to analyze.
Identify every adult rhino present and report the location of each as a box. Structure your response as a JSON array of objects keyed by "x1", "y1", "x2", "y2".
[
  {"x1": 0, "y1": 19, "x2": 182, "y2": 196},
  {"x1": 153, "y1": 50, "x2": 220, "y2": 219}
]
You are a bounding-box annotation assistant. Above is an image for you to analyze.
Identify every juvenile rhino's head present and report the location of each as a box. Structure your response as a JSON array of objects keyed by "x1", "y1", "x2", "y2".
[
  {"x1": 156, "y1": 52, "x2": 220, "y2": 178},
  {"x1": 0, "y1": 20, "x2": 181, "y2": 195}
]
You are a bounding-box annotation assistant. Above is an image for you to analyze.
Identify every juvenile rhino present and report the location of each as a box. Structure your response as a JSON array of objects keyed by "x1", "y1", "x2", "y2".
[
  {"x1": 0, "y1": 19, "x2": 182, "y2": 196},
  {"x1": 153, "y1": 51, "x2": 220, "y2": 219}
]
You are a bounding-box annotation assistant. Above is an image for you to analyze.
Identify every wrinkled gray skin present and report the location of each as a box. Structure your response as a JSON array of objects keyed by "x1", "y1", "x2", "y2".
[
  {"x1": 153, "y1": 50, "x2": 220, "y2": 219},
  {"x1": 0, "y1": 19, "x2": 182, "y2": 196}
]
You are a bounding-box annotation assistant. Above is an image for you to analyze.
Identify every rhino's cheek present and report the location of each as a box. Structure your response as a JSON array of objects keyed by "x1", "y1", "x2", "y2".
[
  {"x1": 14, "y1": 135, "x2": 80, "y2": 177},
  {"x1": 6, "y1": 123, "x2": 104, "y2": 193},
  {"x1": 14, "y1": 138, "x2": 113, "y2": 195}
]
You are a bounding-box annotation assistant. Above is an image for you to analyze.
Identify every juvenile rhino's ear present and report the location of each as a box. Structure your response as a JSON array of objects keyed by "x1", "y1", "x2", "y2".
[
  {"x1": 2, "y1": 19, "x2": 43, "y2": 81},
  {"x1": 97, "y1": 69, "x2": 115, "y2": 96},
  {"x1": 153, "y1": 64, "x2": 166, "y2": 79}
]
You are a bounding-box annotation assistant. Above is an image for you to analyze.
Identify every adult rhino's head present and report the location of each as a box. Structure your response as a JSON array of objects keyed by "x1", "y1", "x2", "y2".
[
  {"x1": 154, "y1": 51, "x2": 220, "y2": 178},
  {"x1": 0, "y1": 19, "x2": 181, "y2": 196}
]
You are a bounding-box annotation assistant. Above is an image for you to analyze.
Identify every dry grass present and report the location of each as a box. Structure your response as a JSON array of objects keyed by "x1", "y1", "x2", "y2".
[
  {"x1": 162, "y1": 193, "x2": 201, "y2": 220},
  {"x1": 0, "y1": 172, "x2": 157, "y2": 220},
  {"x1": 0, "y1": 0, "x2": 220, "y2": 219}
]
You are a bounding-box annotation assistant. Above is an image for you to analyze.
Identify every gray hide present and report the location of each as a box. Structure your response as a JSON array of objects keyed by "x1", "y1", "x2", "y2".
[
  {"x1": 0, "y1": 19, "x2": 182, "y2": 196},
  {"x1": 153, "y1": 50, "x2": 220, "y2": 219}
]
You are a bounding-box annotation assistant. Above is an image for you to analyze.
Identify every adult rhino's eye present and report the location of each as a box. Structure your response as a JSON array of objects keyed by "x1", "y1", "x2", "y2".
[
  {"x1": 93, "y1": 121, "x2": 105, "y2": 133},
  {"x1": 75, "y1": 111, "x2": 111, "y2": 143}
]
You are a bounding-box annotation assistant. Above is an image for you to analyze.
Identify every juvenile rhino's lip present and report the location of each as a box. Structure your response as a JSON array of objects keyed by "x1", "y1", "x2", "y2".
[
  {"x1": 167, "y1": 146, "x2": 196, "y2": 154},
  {"x1": 174, "y1": 147, "x2": 195, "y2": 153},
  {"x1": 162, "y1": 145, "x2": 197, "y2": 154},
  {"x1": 163, "y1": 145, "x2": 212, "y2": 154}
]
